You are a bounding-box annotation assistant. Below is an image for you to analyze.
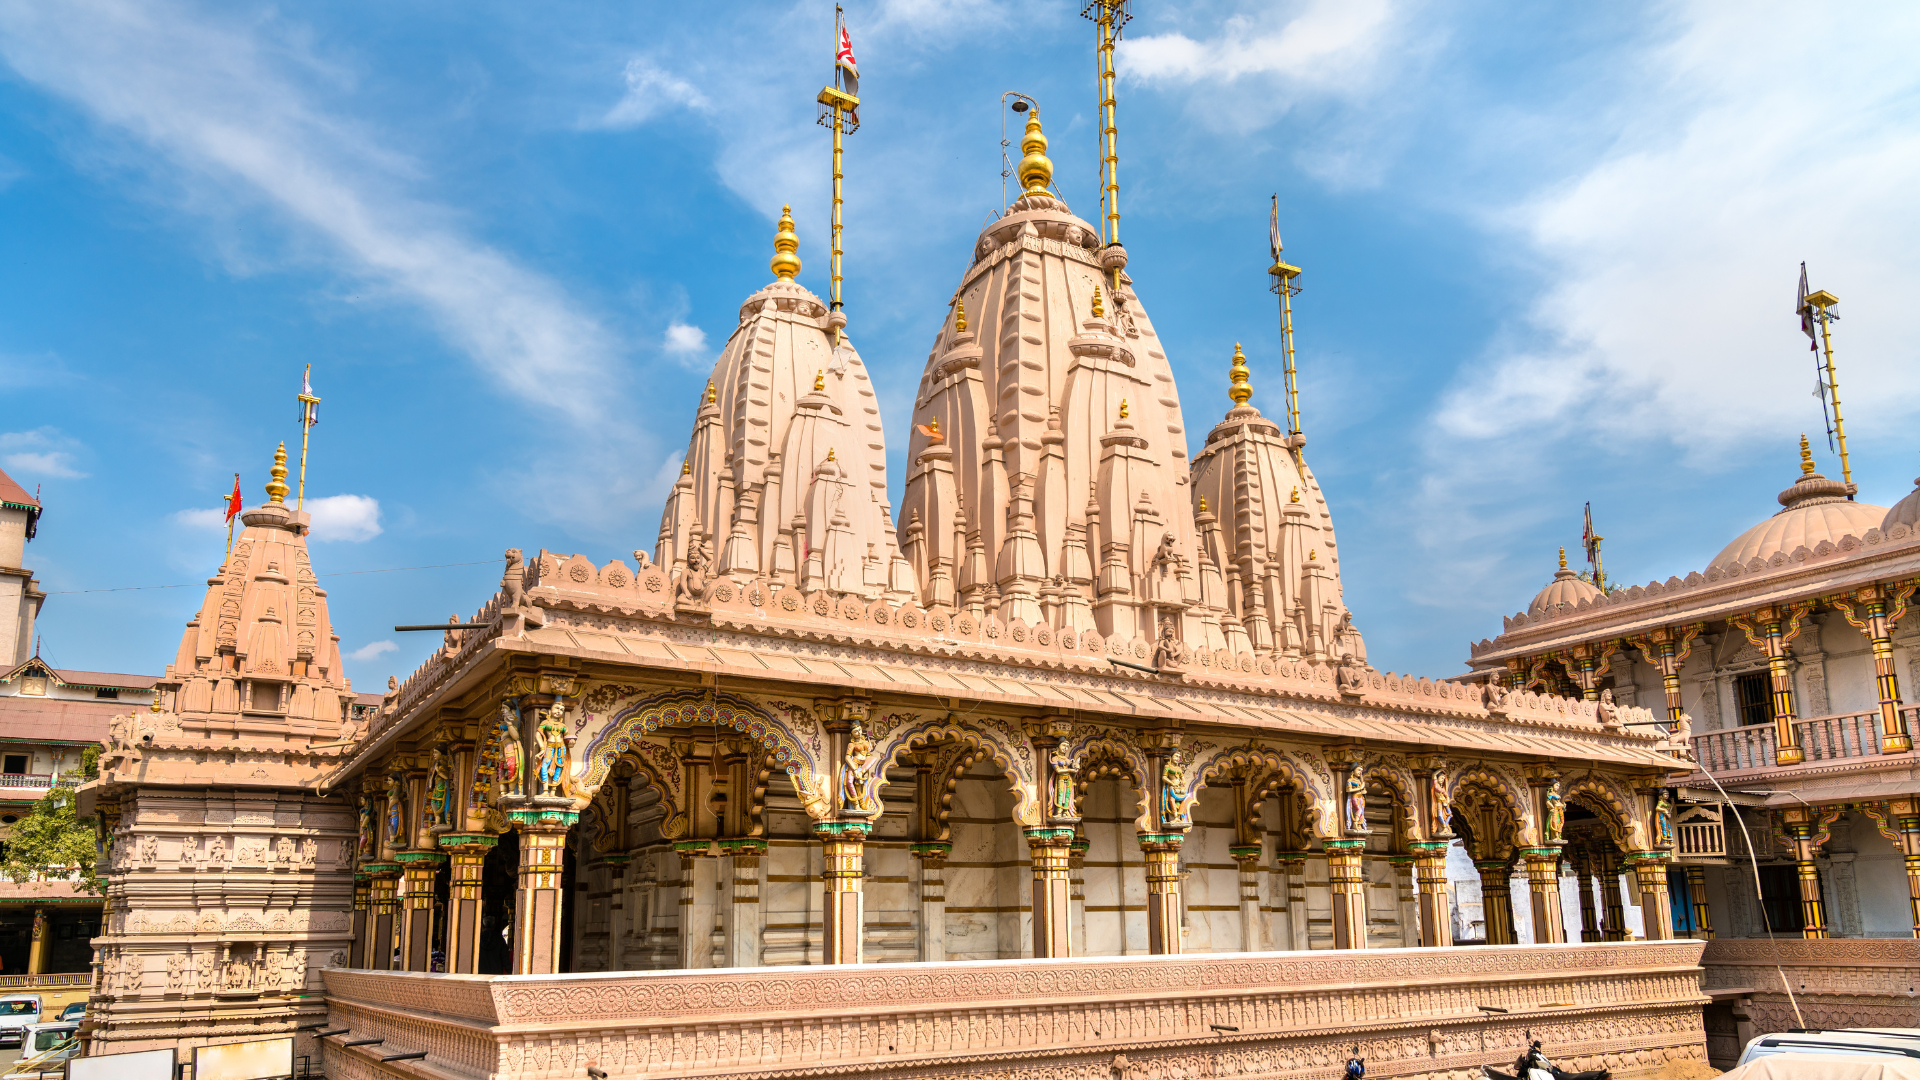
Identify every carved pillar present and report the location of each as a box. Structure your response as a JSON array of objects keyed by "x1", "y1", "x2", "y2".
[
  {"x1": 1781, "y1": 807, "x2": 1828, "y2": 939},
  {"x1": 1385, "y1": 856, "x2": 1415, "y2": 948},
  {"x1": 1732, "y1": 603, "x2": 1812, "y2": 766},
  {"x1": 1069, "y1": 836, "x2": 1089, "y2": 957},
  {"x1": 1027, "y1": 827, "x2": 1075, "y2": 958},
  {"x1": 439, "y1": 834, "x2": 496, "y2": 974},
  {"x1": 349, "y1": 873, "x2": 371, "y2": 967},
  {"x1": 27, "y1": 909, "x2": 47, "y2": 975},
  {"x1": 719, "y1": 839, "x2": 766, "y2": 968},
  {"x1": 1627, "y1": 623, "x2": 1705, "y2": 725},
  {"x1": 364, "y1": 863, "x2": 401, "y2": 970},
  {"x1": 1686, "y1": 865, "x2": 1713, "y2": 940},
  {"x1": 510, "y1": 812, "x2": 576, "y2": 975},
  {"x1": 1627, "y1": 852, "x2": 1675, "y2": 941},
  {"x1": 1142, "y1": 837, "x2": 1184, "y2": 955},
  {"x1": 911, "y1": 842, "x2": 950, "y2": 962},
  {"x1": 395, "y1": 851, "x2": 445, "y2": 971},
  {"x1": 602, "y1": 854, "x2": 629, "y2": 970},
  {"x1": 1324, "y1": 840, "x2": 1368, "y2": 950},
  {"x1": 1229, "y1": 845, "x2": 1264, "y2": 951},
  {"x1": 816, "y1": 822, "x2": 869, "y2": 965},
  {"x1": 1573, "y1": 849, "x2": 1600, "y2": 942},
  {"x1": 1277, "y1": 853, "x2": 1309, "y2": 951},
  {"x1": 1893, "y1": 797, "x2": 1920, "y2": 938},
  {"x1": 673, "y1": 840, "x2": 718, "y2": 969},
  {"x1": 1599, "y1": 849, "x2": 1628, "y2": 941},
  {"x1": 1522, "y1": 849, "x2": 1565, "y2": 944},
  {"x1": 1832, "y1": 584, "x2": 1917, "y2": 753},
  {"x1": 1475, "y1": 858, "x2": 1516, "y2": 945},
  {"x1": 1409, "y1": 841, "x2": 1452, "y2": 948}
]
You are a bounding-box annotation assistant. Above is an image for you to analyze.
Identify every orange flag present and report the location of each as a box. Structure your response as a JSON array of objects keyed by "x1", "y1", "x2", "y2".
[{"x1": 225, "y1": 473, "x2": 243, "y2": 522}]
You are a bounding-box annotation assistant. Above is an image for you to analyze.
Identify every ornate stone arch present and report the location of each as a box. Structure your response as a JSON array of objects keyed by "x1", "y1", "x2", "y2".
[
  {"x1": 1359, "y1": 753, "x2": 1422, "y2": 844},
  {"x1": 868, "y1": 716, "x2": 1039, "y2": 827},
  {"x1": 1188, "y1": 745, "x2": 1334, "y2": 839},
  {"x1": 1562, "y1": 772, "x2": 1638, "y2": 850},
  {"x1": 1449, "y1": 763, "x2": 1533, "y2": 850},
  {"x1": 1071, "y1": 733, "x2": 1151, "y2": 831},
  {"x1": 573, "y1": 690, "x2": 816, "y2": 821},
  {"x1": 920, "y1": 742, "x2": 988, "y2": 844}
]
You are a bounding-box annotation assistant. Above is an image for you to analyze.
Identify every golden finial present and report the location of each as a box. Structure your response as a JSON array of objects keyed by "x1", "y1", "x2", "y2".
[
  {"x1": 705, "y1": 381, "x2": 716, "y2": 404},
  {"x1": 1799, "y1": 433, "x2": 1816, "y2": 475},
  {"x1": 682, "y1": 461, "x2": 691, "y2": 476},
  {"x1": 770, "y1": 204, "x2": 801, "y2": 281},
  {"x1": 1118, "y1": 398, "x2": 1129, "y2": 421},
  {"x1": 265, "y1": 442, "x2": 289, "y2": 505},
  {"x1": 1558, "y1": 546, "x2": 1567, "y2": 571},
  {"x1": 1092, "y1": 284, "x2": 1105, "y2": 318},
  {"x1": 813, "y1": 369, "x2": 825, "y2": 392},
  {"x1": 1017, "y1": 110, "x2": 1053, "y2": 199},
  {"x1": 827, "y1": 447, "x2": 836, "y2": 463},
  {"x1": 1290, "y1": 486, "x2": 1299, "y2": 503},
  {"x1": 1198, "y1": 496, "x2": 1209, "y2": 514},
  {"x1": 954, "y1": 298, "x2": 967, "y2": 333},
  {"x1": 930, "y1": 417, "x2": 940, "y2": 438},
  {"x1": 1228, "y1": 342, "x2": 1252, "y2": 407},
  {"x1": 1308, "y1": 548, "x2": 1317, "y2": 560}
]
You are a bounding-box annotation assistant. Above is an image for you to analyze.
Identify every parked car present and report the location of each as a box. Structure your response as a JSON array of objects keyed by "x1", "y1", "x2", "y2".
[
  {"x1": 3, "y1": 1022, "x2": 79, "y2": 1078},
  {"x1": 0, "y1": 997, "x2": 41, "y2": 1048},
  {"x1": 1739, "y1": 1029, "x2": 1920, "y2": 1067},
  {"x1": 56, "y1": 1003, "x2": 83, "y2": 1023}
]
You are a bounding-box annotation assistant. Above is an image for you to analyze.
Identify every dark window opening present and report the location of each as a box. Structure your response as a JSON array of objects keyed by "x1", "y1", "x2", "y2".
[
  {"x1": 1, "y1": 757, "x2": 26, "y2": 776},
  {"x1": 1735, "y1": 672, "x2": 1774, "y2": 727},
  {"x1": 93, "y1": 688, "x2": 118, "y2": 699},
  {"x1": 1756, "y1": 863, "x2": 1807, "y2": 933}
]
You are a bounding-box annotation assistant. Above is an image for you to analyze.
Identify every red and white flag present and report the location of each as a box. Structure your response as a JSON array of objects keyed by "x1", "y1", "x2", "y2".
[{"x1": 835, "y1": 8, "x2": 859, "y2": 123}]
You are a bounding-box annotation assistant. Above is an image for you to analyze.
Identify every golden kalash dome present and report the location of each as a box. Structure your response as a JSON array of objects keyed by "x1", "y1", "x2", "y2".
[
  {"x1": 1527, "y1": 547, "x2": 1603, "y2": 617},
  {"x1": 1708, "y1": 435, "x2": 1887, "y2": 572}
]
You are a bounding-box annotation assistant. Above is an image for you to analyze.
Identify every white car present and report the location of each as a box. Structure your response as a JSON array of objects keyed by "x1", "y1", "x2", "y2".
[
  {"x1": 0, "y1": 998, "x2": 40, "y2": 1049},
  {"x1": 1738, "y1": 1029, "x2": 1920, "y2": 1067}
]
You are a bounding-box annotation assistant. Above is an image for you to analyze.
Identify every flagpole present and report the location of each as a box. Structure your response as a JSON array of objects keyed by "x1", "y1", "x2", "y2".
[
  {"x1": 1269, "y1": 195, "x2": 1303, "y2": 439},
  {"x1": 817, "y1": 7, "x2": 859, "y2": 345},
  {"x1": 1083, "y1": 1, "x2": 1130, "y2": 288},
  {"x1": 296, "y1": 363, "x2": 321, "y2": 510},
  {"x1": 1804, "y1": 286, "x2": 1851, "y2": 488},
  {"x1": 225, "y1": 472, "x2": 239, "y2": 561}
]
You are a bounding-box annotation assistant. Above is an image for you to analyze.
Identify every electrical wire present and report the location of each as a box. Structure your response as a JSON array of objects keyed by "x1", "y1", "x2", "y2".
[{"x1": 43, "y1": 560, "x2": 495, "y2": 596}]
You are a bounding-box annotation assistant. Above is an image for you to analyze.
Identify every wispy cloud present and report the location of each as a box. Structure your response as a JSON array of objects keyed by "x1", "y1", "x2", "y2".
[
  {"x1": 347, "y1": 639, "x2": 397, "y2": 662},
  {"x1": 595, "y1": 59, "x2": 709, "y2": 129},
  {"x1": 0, "y1": 429, "x2": 88, "y2": 479},
  {"x1": 662, "y1": 321, "x2": 709, "y2": 366},
  {"x1": 306, "y1": 494, "x2": 382, "y2": 542},
  {"x1": 0, "y1": 0, "x2": 621, "y2": 427}
]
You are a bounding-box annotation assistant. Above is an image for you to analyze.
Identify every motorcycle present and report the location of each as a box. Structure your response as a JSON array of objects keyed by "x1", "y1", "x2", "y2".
[{"x1": 1481, "y1": 1039, "x2": 1612, "y2": 1080}]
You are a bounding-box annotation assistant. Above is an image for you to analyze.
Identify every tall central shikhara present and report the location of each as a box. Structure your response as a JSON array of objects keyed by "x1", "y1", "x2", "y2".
[{"x1": 1083, "y1": 1, "x2": 1130, "y2": 269}]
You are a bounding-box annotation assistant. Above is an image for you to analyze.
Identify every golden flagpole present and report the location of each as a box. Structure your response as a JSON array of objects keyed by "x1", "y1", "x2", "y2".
[
  {"x1": 1269, "y1": 195, "x2": 1303, "y2": 439},
  {"x1": 1799, "y1": 284, "x2": 1851, "y2": 487},
  {"x1": 296, "y1": 363, "x2": 321, "y2": 510},
  {"x1": 1083, "y1": 1, "x2": 1130, "y2": 288},
  {"x1": 817, "y1": 6, "x2": 859, "y2": 346}
]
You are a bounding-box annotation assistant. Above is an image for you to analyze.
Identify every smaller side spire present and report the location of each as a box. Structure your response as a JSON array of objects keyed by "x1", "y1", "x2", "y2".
[
  {"x1": 954, "y1": 297, "x2": 967, "y2": 333},
  {"x1": 1092, "y1": 284, "x2": 1105, "y2": 318},
  {"x1": 1228, "y1": 342, "x2": 1252, "y2": 407},
  {"x1": 265, "y1": 442, "x2": 290, "y2": 505},
  {"x1": 1799, "y1": 432, "x2": 1815, "y2": 475},
  {"x1": 1558, "y1": 545, "x2": 1567, "y2": 571},
  {"x1": 1017, "y1": 111, "x2": 1053, "y2": 199},
  {"x1": 814, "y1": 369, "x2": 826, "y2": 392},
  {"x1": 706, "y1": 380, "x2": 717, "y2": 404},
  {"x1": 771, "y1": 204, "x2": 802, "y2": 281},
  {"x1": 1118, "y1": 398, "x2": 1129, "y2": 421}
]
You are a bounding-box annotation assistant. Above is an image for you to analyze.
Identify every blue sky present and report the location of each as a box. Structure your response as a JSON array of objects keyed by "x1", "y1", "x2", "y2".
[{"x1": 4, "y1": 0, "x2": 1918, "y2": 686}]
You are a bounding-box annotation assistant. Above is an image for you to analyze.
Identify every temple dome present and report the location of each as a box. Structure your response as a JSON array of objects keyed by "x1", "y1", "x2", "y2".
[
  {"x1": 1708, "y1": 437, "x2": 1885, "y2": 571},
  {"x1": 1882, "y1": 474, "x2": 1920, "y2": 534},
  {"x1": 1528, "y1": 550, "x2": 1602, "y2": 616}
]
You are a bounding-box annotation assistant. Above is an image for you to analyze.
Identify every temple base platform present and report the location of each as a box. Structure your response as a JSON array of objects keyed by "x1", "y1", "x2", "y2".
[{"x1": 318, "y1": 940, "x2": 1709, "y2": 1080}]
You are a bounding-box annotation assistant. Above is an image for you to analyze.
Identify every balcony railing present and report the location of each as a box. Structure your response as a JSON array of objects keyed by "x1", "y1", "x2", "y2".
[
  {"x1": 0, "y1": 773, "x2": 56, "y2": 790},
  {"x1": 1690, "y1": 706, "x2": 1918, "y2": 774}
]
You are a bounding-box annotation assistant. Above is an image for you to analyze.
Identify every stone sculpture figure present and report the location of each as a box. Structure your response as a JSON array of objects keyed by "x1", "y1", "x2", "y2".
[
  {"x1": 195, "y1": 951, "x2": 216, "y2": 993},
  {"x1": 166, "y1": 952, "x2": 185, "y2": 992},
  {"x1": 535, "y1": 700, "x2": 569, "y2": 798},
  {"x1": 1596, "y1": 688, "x2": 1621, "y2": 730},
  {"x1": 1656, "y1": 791, "x2": 1674, "y2": 846},
  {"x1": 1668, "y1": 712, "x2": 1695, "y2": 759},
  {"x1": 356, "y1": 797, "x2": 375, "y2": 858},
  {"x1": 675, "y1": 535, "x2": 713, "y2": 605},
  {"x1": 385, "y1": 773, "x2": 406, "y2": 849},
  {"x1": 427, "y1": 740, "x2": 453, "y2": 827},
  {"x1": 1048, "y1": 746, "x2": 1077, "y2": 819},
  {"x1": 1485, "y1": 674, "x2": 1508, "y2": 709},
  {"x1": 1345, "y1": 768, "x2": 1368, "y2": 834},
  {"x1": 497, "y1": 702, "x2": 526, "y2": 800},
  {"x1": 1427, "y1": 766, "x2": 1450, "y2": 836},
  {"x1": 1159, "y1": 761, "x2": 1189, "y2": 828},
  {"x1": 207, "y1": 836, "x2": 226, "y2": 866},
  {"x1": 274, "y1": 836, "x2": 294, "y2": 865},
  {"x1": 840, "y1": 721, "x2": 876, "y2": 814},
  {"x1": 1336, "y1": 649, "x2": 1367, "y2": 693},
  {"x1": 299, "y1": 837, "x2": 317, "y2": 868},
  {"x1": 1545, "y1": 790, "x2": 1565, "y2": 843}
]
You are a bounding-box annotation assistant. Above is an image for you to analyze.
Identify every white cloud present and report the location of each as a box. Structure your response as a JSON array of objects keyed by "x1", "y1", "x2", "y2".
[
  {"x1": 0, "y1": 429, "x2": 88, "y2": 479},
  {"x1": 663, "y1": 321, "x2": 707, "y2": 359},
  {"x1": 347, "y1": 639, "x2": 397, "y2": 662},
  {"x1": 1123, "y1": 0, "x2": 1394, "y2": 86},
  {"x1": 1434, "y1": 2, "x2": 1920, "y2": 453},
  {"x1": 596, "y1": 59, "x2": 709, "y2": 129},
  {"x1": 172, "y1": 506, "x2": 226, "y2": 532},
  {"x1": 0, "y1": 0, "x2": 621, "y2": 427},
  {"x1": 305, "y1": 494, "x2": 381, "y2": 542}
]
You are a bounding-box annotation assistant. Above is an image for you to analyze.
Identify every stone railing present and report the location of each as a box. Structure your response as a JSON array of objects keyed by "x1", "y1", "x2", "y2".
[
  {"x1": 1689, "y1": 708, "x2": 1913, "y2": 774},
  {"x1": 1701, "y1": 938, "x2": 1920, "y2": 1034},
  {"x1": 323, "y1": 941, "x2": 1709, "y2": 1080}
]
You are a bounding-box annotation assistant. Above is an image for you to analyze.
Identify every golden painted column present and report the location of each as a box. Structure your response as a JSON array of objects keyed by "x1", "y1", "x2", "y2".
[
  {"x1": 26, "y1": 909, "x2": 47, "y2": 975},
  {"x1": 1573, "y1": 849, "x2": 1601, "y2": 942},
  {"x1": 510, "y1": 811, "x2": 577, "y2": 974},
  {"x1": 1833, "y1": 585, "x2": 1916, "y2": 753},
  {"x1": 395, "y1": 851, "x2": 444, "y2": 971},
  {"x1": 349, "y1": 872, "x2": 371, "y2": 967},
  {"x1": 438, "y1": 834, "x2": 497, "y2": 974},
  {"x1": 816, "y1": 822, "x2": 870, "y2": 966},
  {"x1": 1522, "y1": 849, "x2": 1566, "y2": 944},
  {"x1": 1409, "y1": 841, "x2": 1453, "y2": 948},
  {"x1": 1324, "y1": 840, "x2": 1369, "y2": 950},
  {"x1": 1142, "y1": 837, "x2": 1185, "y2": 955},
  {"x1": 1475, "y1": 858, "x2": 1516, "y2": 945},
  {"x1": 1732, "y1": 604, "x2": 1812, "y2": 766},
  {"x1": 1628, "y1": 852, "x2": 1675, "y2": 940},
  {"x1": 1893, "y1": 798, "x2": 1920, "y2": 938},
  {"x1": 1027, "y1": 827, "x2": 1075, "y2": 958},
  {"x1": 1599, "y1": 849, "x2": 1629, "y2": 941},
  {"x1": 1686, "y1": 865, "x2": 1714, "y2": 940},
  {"x1": 363, "y1": 863, "x2": 401, "y2": 970},
  {"x1": 1781, "y1": 808, "x2": 1829, "y2": 939}
]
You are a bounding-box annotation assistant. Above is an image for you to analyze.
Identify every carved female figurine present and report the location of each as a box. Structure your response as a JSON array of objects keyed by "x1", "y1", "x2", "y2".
[
  {"x1": 426, "y1": 742, "x2": 453, "y2": 828},
  {"x1": 1427, "y1": 767, "x2": 1450, "y2": 836},
  {"x1": 1049, "y1": 746, "x2": 1077, "y2": 819},
  {"x1": 1656, "y1": 792, "x2": 1674, "y2": 846},
  {"x1": 840, "y1": 721, "x2": 876, "y2": 813},
  {"x1": 535, "y1": 700, "x2": 570, "y2": 798},
  {"x1": 356, "y1": 796, "x2": 375, "y2": 859},
  {"x1": 1159, "y1": 761, "x2": 1188, "y2": 828},
  {"x1": 384, "y1": 774, "x2": 406, "y2": 849},
  {"x1": 1345, "y1": 768, "x2": 1368, "y2": 834},
  {"x1": 497, "y1": 702, "x2": 526, "y2": 800},
  {"x1": 1545, "y1": 790, "x2": 1565, "y2": 843}
]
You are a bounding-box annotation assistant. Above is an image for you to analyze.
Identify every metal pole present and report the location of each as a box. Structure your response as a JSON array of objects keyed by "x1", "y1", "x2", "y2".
[
  {"x1": 1817, "y1": 302, "x2": 1852, "y2": 487},
  {"x1": 830, "y1": 105, "x2": 845, "y2": 338}
]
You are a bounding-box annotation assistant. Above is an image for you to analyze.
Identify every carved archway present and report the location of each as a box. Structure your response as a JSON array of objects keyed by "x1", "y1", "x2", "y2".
[
  {"x1": 574, "y1": 690, "x2": 816, "y2": 811},
  {"x1": 1072, "y1": 734, "x2": 1151, "y2": 831},
  {"x1": 1561, "y1": 773, "x2": 1637, "y2": 850},
  {"x1": 868, "y1": 715, "x2": 1038, "y2": 826},
  {"x1": 1450, "y1": 765, "x2": 1530, "y2": 857}
]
